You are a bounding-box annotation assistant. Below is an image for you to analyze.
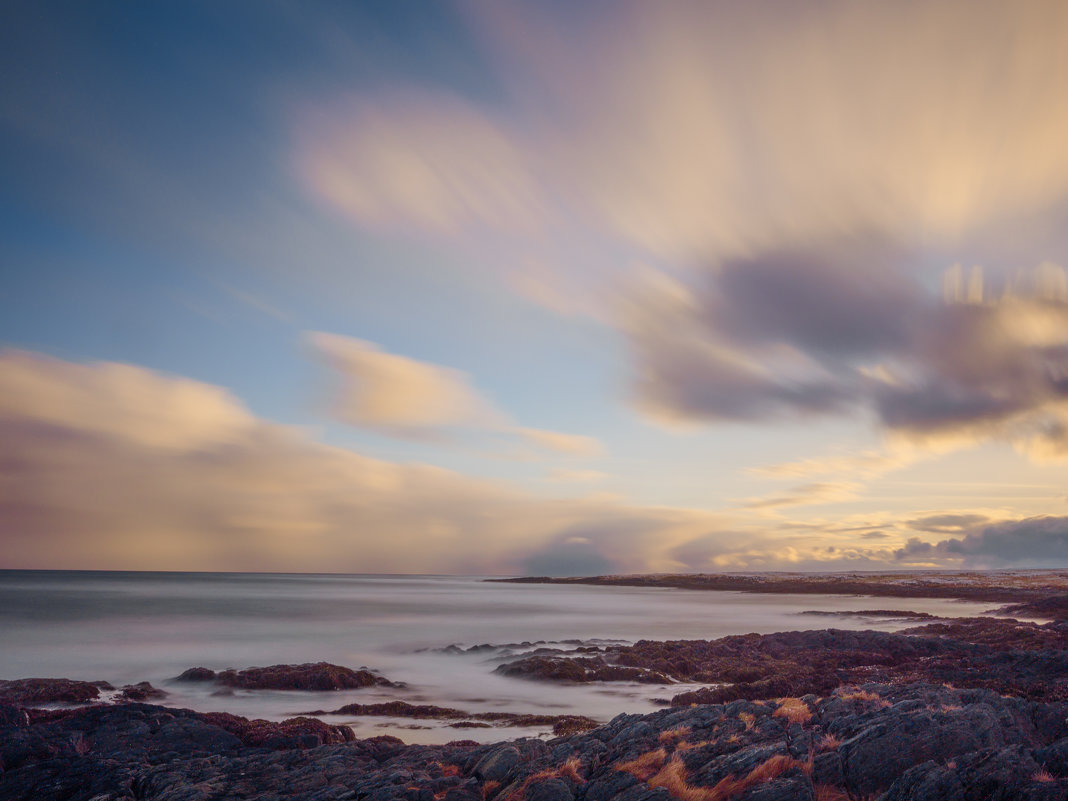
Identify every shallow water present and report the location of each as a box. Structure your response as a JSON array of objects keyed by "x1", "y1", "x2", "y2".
[{"x1": 0, "y1": 570, "x2": 1001, "y2": 743}]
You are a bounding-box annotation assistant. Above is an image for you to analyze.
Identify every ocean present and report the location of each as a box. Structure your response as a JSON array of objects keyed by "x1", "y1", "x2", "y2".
[{"x1": 0, "y1": 570, "x2": 1000, "y2": 743}]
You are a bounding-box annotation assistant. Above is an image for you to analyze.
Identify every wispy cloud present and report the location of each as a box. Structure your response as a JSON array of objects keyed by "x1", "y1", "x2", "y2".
[{"x1": 307, "y1": 332, "x2": 605, "y2": 459}]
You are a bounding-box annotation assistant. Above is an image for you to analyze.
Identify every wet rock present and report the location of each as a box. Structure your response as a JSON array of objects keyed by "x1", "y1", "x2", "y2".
[
  {"x1": 0, "y1": 677, "x2": 112, "y2": 707},
  {"x1": 174, "y1": 666, "x2": 215, "y2": 682},
  {"x1": 494, "y1": 655, "x2": 672, "y2": 684},
  {"x1": 178, "y1": 661, "x2": 396, "y2": 691},
  {"x1": 118, "y1": 682, "x2": 167, "y2": 701}
]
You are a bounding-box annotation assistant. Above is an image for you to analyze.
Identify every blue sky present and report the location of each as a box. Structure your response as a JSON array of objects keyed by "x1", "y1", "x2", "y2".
[{"x1": 3, "y1": 0, "x2": 1068, "y2": 573}]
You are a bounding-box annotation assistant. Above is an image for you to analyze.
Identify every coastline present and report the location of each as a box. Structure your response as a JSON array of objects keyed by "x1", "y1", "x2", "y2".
[
  {"x1": 489, "y1": 569, "x2": 1068, "y2": 609},
  {"x1": 3, "y1": 572, "x2": 1068, "y2": 799}
]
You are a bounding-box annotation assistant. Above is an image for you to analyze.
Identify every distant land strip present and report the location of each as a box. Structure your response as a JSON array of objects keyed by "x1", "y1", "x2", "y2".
[{"x1": 489, "y1": 571, "x2": 1068, "y2": 608}]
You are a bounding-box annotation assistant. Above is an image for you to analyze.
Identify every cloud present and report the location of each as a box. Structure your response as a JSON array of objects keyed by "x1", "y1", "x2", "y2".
[
  {"x1": 627, "y1": 253, "x2": 1068, "y2": 458},
  {"x1": 308, "y1": 332, "x2": 605, "y2": 457},
  {"x1": 296, "y1": 93, "x2": 545, "y2": 236},
  {"x1": 907, "y1": 513, "x2": 990, "y2": 534},
  {"x1": 308, "y1": 331, "x2": 505, "y2": 434},
  {"x1": 0, "y1": 349, "x2": 694, "y2": 573},
  {"x1": 546, "y1": 469, "x2": 608, "y2": 483},
  {"x1": 294, "y1": 1, "x2": 1068, "y2": 462},
  {"x1": 739, "y1": 482, "x2": 860, "y2": 511},
  {"x1": 894, "y1": 516, "x2": 1068, "y2": 568},
  {"x1": 516, "y1": 427, "x2": 603, "y2": 457},
  {"x1": 299, "y1": 0, "x2": 1068, "y2": 260}
]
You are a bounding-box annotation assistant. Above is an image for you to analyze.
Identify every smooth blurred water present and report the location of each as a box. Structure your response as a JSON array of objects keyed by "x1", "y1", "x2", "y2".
[{"x1": 0, "y1": 570, "x2": 999, "y2": 743}]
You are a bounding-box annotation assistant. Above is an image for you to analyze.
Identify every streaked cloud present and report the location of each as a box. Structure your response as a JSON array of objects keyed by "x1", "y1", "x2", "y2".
[
  {"x1": 546, "y1": 469, "x2": 608, "y2": 484},
  {"x1": 308, "y1": 331, "x2": 504, "y2": 434},
  {"x1": 296, "y1": 94, "x2": 545, "y2": 236},
  {"x1": 739, "y1": 482, "x2": 861, "y2": 511},
  {"x1": 0, "y1": 350, "x2": 664, "y2": 573},
  {"x1": 295, "y1": 0, "x2": 1068, "y2": 465},
  {"x1": 308, "y1": 331, "x2": 604, "y2": 459},
  {"x1": 516, "y1": 427, "x2": 603, "y2": 457}
]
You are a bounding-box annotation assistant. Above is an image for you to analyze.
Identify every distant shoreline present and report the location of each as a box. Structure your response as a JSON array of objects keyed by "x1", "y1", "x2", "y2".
[{"x1": 489, "y1": 570, "x2": 1068, "y2": 609}]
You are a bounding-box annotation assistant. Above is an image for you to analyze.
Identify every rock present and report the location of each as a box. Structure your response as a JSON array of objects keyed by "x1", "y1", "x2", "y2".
[
  {"x1": 494, "y1": 657, "x2": 590, "y2": 682},
  {"x1": 494, "y1": 655, "x2": 672, "y2": 684},
  {"x1": 3, "y1": 644, "x2": 1068, "y2": 801},
  {"x1": 473, "y1": 745, "x2": 521, "y2": 783},
  {"x1": 0, "y1": 677, "x2": 110, "y2": 706},
  {"x1": 118, "y1": 682, "x2": 167, "y2": 701},
  {"x1": 525, "y1": 777, "x2": 574, "y2": 801},
  {"x1": 176, "y1": 661, "x2": 395, "y2": 691},
  {"x1": 215, "y1": 662, "x2": 394, "y2": 691},
  {"x1": 175, "y1": 666, "x2": 216, "y2": 682}
]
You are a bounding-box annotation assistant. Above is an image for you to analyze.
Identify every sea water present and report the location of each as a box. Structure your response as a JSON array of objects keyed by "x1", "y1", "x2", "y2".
[{"x1": 0, "y1": 570, "x2": 1001, "y2": 743}]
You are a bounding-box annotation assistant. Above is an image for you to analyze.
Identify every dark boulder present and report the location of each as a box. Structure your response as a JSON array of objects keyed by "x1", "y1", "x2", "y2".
[{"x1": 215, "y1": 661, "x2": 395, "y2": 691}]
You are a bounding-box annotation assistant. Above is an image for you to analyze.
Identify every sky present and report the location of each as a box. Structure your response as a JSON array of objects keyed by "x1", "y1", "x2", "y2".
[{"x1": 2, "y1": 0, "x2": 1068, "y2": 575}]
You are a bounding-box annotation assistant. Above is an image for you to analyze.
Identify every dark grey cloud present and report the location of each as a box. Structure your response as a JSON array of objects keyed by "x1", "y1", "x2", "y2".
[
  {"x1": 895, "y1": 516, "x2": 1068, "y2": 567},
  {"x1": 708, "y1": 237, "x2": 920, "y2": 359},
  {"x1": 627, "y1": 237, "x2": 1068, "y2": 454}
]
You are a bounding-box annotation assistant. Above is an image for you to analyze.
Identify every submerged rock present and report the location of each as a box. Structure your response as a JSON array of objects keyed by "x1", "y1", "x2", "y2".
[
  {"x1": 117, "y1": 682, "x2": 167, "y2": 702},
  {"x1": 176, "y1": 661, "x2": 396, "y2": 691}
]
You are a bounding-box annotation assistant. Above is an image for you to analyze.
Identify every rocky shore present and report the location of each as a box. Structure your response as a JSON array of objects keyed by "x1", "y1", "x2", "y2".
[
  {"x1": 3, "y1": 678, "x2": 1067, "y2": 800},
  {"x1": 4, "y1": 575, "x2": 1068, "y2": 800}
]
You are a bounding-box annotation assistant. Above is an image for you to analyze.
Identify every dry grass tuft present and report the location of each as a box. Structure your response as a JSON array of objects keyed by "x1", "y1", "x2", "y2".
[
  {"x1": 616, "y1": 748, "x2": 668, "y2": 781},
  {"x1": 636, "y1": 753, "x2": 812, "y2": 801},
  {"x1": 556, "y1": 757, "x2": 584, "y2": 784},
  {"x1": 773, "y1": 697, "x2": 813, "y2": 726},
  {"x1": 817, "y1": 733, "x2": 842, "y2": 751},
  {"x1": 676, "y1": 738, "x2": 713, "y2": 752},
  {"x1": 660, "y1": 726, "x2": 692, "y2": 745},
  {"x1": 837, "y1": 688, "x2": 890, "y2": 708},
  {"x1": 481, "y1": 779, "x2": 500, "y2": 799},
  {"x1": 499, "y1": 758, "x2": 586, "y2": 801},
  {"x1": 738, "y1": 712, "x2": 756, "y2": 730},
  {"x1": 1033, "y1": 769, "x2": 1056, "y2": 783},
  {"x1": 435, "y1": 762, "x2": 463, "y2": 777},
  {"x1": 813, "y1": 785, "x2": 852, "y2": 801}
]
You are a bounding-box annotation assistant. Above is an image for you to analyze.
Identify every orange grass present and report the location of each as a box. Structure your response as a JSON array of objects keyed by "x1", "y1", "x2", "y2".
[
  {"x1": 498, "y1": 758, "x2": 585, "y2": 801},
  {"x1": 817, "y1": 733, "x2": 842, "y2": 751},
  {"x1": 813, "y1": 785, "x2": 852, "y2": 801},
  {"x1": 1033, "y1": 769, "x2": 1056, "y2": 782},
  {"x1": 660, "y1": 726, "x2": 692, "y2": 745},
  {"x1": 629, "y1": 753, "x2": 812, "y2": 801},
  {"x1": 616, "y1": 748, "x2": 668, "y2": 781},
  {"x1": 773, "y1": 697, "x2": 813, "y2": 726}
]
